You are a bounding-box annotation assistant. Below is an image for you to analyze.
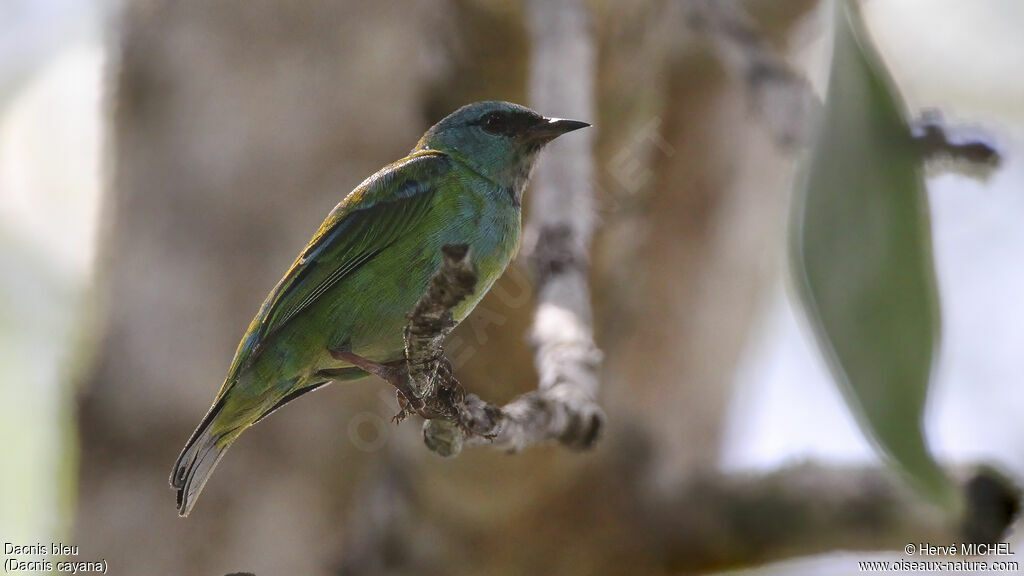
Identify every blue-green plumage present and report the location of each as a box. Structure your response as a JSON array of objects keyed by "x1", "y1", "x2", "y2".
[{"x1": 171, "y1": 101, "x2": 588, "y2": 516}]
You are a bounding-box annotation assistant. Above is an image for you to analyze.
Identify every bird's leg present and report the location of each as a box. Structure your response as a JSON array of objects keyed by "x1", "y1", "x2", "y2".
[{"x1": 328, "y1": 348, "x2": 427, "y2": 421}]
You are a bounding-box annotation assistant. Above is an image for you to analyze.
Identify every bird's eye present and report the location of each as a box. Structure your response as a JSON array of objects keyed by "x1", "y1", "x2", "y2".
[{"x1": 481, "y1": 113, "x2": 505, "y2": 135}]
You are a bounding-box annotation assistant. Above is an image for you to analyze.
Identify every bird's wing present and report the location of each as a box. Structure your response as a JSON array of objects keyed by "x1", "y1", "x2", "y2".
[{"x1": 225, "y1": 150, "x2": 451, "y2": 378}]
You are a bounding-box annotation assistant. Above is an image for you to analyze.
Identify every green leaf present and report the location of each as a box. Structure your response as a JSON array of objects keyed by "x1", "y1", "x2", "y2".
[{"x1": 791, "y1": 0, "x2": 959, "y2": 512}]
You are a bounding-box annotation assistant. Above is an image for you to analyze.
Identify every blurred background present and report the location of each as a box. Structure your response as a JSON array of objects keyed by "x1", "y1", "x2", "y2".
[{"x1": 1, "y1": 0, "x2": 1023, "y2": 574}]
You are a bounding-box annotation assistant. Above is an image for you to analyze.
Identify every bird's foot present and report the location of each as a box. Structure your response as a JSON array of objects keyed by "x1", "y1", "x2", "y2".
[
  {"x1": 329, "y1": 348, "x2": 436, "y2": 422},
  {"x1": 393, "y1": 390, "x2": 423, "y2": 424},
  {"x1": 395, "y1": 386, "x2": 453, "y2": 422}
]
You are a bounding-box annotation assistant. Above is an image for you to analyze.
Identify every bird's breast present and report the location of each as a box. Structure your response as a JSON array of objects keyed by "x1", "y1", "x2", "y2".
[{"x1": 448, "y1": 191, "x2": 521, "y2": 323}]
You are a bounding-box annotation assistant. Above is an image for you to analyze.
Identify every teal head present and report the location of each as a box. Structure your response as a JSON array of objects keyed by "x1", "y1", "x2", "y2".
[{"x1": 416, "y1": 101, "x2": 589, "y2": 202}]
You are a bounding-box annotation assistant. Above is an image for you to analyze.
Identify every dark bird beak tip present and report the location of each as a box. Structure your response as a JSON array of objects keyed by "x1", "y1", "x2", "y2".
[
  {"x1": 527, "y1": 117, "x2": 591, "y2": 142},
  {"x1": 545, "y1": 118, "x2": 591, "y2": 133}
]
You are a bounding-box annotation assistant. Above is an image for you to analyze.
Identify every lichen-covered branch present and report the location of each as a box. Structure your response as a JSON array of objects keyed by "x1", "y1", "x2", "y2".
[
  {"x1": 403, "y1": 244, "x2": 476, "y2": 406},
  {"x1": 403, "y1": 244, "x2": 602, "y2": 456},
  {"x1": 400, "y1": 0, "x2": 604, "y2": 457},
  {"x1": 519, "y1": 0, "x2": 605, "y2": 446}
]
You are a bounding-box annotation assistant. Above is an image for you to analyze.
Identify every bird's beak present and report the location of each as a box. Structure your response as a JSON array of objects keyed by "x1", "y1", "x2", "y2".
[{"x1": 526, "y1": 117, "x2": 591, "y2": 143}]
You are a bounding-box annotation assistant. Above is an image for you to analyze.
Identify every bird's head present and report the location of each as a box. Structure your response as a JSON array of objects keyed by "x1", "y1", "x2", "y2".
[{"x1": 415, "y1": 101, "x2": 589, "y2": 201}]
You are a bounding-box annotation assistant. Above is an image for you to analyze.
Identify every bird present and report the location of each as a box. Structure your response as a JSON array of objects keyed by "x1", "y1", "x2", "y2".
[{"x1": 170, "y1": 101, "x2": 589, "y2": 516}]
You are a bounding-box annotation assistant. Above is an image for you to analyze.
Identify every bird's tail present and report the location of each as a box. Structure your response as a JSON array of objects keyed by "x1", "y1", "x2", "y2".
[
  {"x1": 170, "y1": 394, "x2": 245, "y2": 517},
  {"x1": 170, "y1": 375, "x2": 336, "y2": 516}
]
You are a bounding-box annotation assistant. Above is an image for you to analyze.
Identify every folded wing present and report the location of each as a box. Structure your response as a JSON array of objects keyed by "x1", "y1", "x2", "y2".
[{"x1": 225, "y1": 150, "x2": 451, "y2": 382}]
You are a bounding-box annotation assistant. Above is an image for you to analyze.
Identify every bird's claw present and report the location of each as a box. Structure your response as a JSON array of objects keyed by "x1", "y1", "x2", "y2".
[
  {"x1": 394, "y1": 389, "x2": 441, "y2": 423},
  {"x1": 392, "y1": 390, "x2": 419, "y2": 423},
  {"x1": 391, "y1": 406, "x2": 409, "y2": 425}
]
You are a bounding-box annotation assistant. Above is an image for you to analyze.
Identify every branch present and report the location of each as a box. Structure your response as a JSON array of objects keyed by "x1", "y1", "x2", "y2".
[
  {"x1": 688, "y1": 1, "x2": 1006, "y2": 176},
  {"x1": 911, "y1": 109, "x2": 1002, "y2": 179},
  {"x1": 519, "y1": 0, "x2": 604, "y2": 445},
  {"x1": 685, "y1": 0, "x2": 819, "y2": 149},
  {"x1": 403, "y1": 244, "x2": 476, "y2": 407},
  {"x1": 401, "y1": 245, "x2": 603, "y2": 457},
  {"x1": 399, "y1": 0, "x2": 604, "y2": 457},
  {"x1": 637, "y1": 463, "x2": 1020, "y2": 572}
]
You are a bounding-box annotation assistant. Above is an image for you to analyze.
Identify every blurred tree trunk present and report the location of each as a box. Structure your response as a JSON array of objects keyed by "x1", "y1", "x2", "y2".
[{"x1": 78, "y1": 1, "x2": 454, "y2": 574}]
